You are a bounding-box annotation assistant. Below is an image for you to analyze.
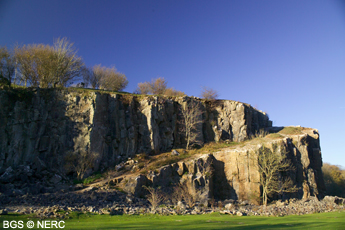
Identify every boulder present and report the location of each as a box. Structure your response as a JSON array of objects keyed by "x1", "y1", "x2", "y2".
[
  {"x1": 236, "y1": 211, "x2": 244, "y2": 216},
  {"x1": 0, "y1": 167, "x2": 14, "y2": 183},
  {"x1": 323, "y1": 196, "x2": 345, "y2": 205},
  {"x1": 177, "y1": 201, "x2": 186, "y2": 210},
  {"x1": 32, "y1": 157, "x2": 47, "y2": 173},
  {"x1": 171, "y1": 150, "x2": 180, "y2": 156},
  {"x1": 50, "y1": 174, "x2": 62, "y2": 184},
  {"x1": 225, "y1": 203, "x2": 233, "y2": 210}
]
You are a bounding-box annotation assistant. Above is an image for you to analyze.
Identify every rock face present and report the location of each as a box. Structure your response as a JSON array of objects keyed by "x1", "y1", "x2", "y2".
[
  {"x1": 211, "y1": 128, "x2": 325, "y2": 201},
  {"x1": 0, "y1": 89, "x2": 271, "y2": 175},
  {"x1": 0, "y1": 88, "x2": 325, "y2": 204},
  {"x1": 120, "y1": 154, "x2": 214, "y2": 202},
  {"x1": 118, "y1": 128, "x2": 325, "y2": 202}
]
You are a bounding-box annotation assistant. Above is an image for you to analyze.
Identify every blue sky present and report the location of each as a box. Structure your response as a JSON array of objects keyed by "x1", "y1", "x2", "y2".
[{"x1": 1, "y1": 0, "x2": 344, "y2": 167}]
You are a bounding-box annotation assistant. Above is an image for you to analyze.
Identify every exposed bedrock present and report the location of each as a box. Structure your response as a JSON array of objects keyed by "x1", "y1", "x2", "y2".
[
  {"x1": 119, "y1": 128, "x2": 325, "y2": 203},
  {"x1": 0, "y1": 89, "x2": 271, "y2": 174}
]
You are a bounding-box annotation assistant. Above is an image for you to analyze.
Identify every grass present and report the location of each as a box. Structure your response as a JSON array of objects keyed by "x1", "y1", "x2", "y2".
[
  {"x1": 1, "y1": 211, "x2": 344, "y2": 229},
  {"x1": 137, "y1": 141, "x2": 243, "y2": 174},
  {"x1": 73, "y1": 173, "x2": 103, "y2": 185},
  {"x1": 278, "y1": 127, "x2": 304, "y2": 135},
  {"x1": 266, "y1": 133, "x2": 283, "y2": 139}
]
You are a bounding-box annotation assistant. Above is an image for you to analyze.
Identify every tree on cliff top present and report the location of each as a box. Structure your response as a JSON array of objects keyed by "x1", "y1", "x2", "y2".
[
  {"x1": 135, "y1": 77, "x2": 167, "y2": 95},
  {"x1": 91, "y1": 64, "x2": 128, "y2": 91},
  {"x1": 135, "y1": 77, "x2": 185, "y2": 96},
  {"x1": 200, "y1": 86, "x2": 218, "y2": 100},
  {"x1": 50, "y1": 37, "x2": 84, "y2": 87},
  {"x1": 255, "y1": 144, "x2": 298, "y2": 205},
  {"x1": 0, "y1": 46, "x2": 15, "y2": 86},
  {"x1": 13, "y1": 38, "x2": 84, "y2": 88}
]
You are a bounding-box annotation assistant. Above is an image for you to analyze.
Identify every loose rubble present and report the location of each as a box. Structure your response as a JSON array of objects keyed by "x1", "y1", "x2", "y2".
[{"x1": 0, "y1": 183, "x2": 344, "y2": 218}]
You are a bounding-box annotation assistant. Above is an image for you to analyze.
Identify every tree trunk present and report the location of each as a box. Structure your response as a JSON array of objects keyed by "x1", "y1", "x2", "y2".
[{"x1": 263, "y1": 187, "x2": 268, "y2": 206}]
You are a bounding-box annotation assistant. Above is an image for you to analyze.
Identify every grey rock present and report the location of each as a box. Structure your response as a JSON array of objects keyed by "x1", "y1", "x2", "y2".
[
  {"x1": 32, "y1": 157, "x2": 47, "y2": 173},
  {"x1": 323, "y1": 196, "x2": 345, "y2": 205},
  {"x1": 177, "y1": 201, "x2": 186, "y2": 210},
  {"x1": 0, "y1": 91, "x2": 271, "y2": 176},
  {"x1": 50, "y1": 174, "x2": 62, "y2": 184},
  {"x1": 0, "y1": 167, "x2": 14, "y2": 183},
  {"x1": 225, "y1": 203, "x2": 233, "y2": 210},
  {"x1": 236, "y1": 211, "x2": 243, "y2": 216},
  {"x1": 171, "y1": 150, "x2": 180, "y2": 156}
]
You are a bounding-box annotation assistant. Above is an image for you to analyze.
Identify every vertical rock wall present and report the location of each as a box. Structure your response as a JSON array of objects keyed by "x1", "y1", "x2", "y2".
[
  {"x1": 212, "y1": 129, "x2": 325, "y2": 201},
  {"x1": 0, "y1": 89, "x2": 271, "y2": 174},
  {"x1": 120, "y1": 129, "x2": 325, "y2": 203}
]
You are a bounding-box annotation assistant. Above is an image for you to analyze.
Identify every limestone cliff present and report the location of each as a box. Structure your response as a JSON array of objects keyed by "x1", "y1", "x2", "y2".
[
  {"x1": 211, "y1": 128, "x2": 325, "y2": 201},
  {"x1": 0, "y1": 88, "x2": 271, "y2": 174},
  {"x1": 117, "y1": 127, "x2": 325, "y2": 202}
]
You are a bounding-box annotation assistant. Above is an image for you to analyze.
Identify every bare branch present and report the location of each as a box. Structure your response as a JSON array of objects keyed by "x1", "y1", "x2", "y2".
[
  {"x1": 144, "y1": 186, "x2": 165, "y2": 211},
  {"x1": 180, "y1": 99, "x2": 204, "y2": 149},
  {"x1": 253, "y1": 144, "x2": 298, "y2": 205},
  {"x1": 92, "y1": 64, "x2": 128, "y2": 91},
  {"x1": 64, "y1": 150, "x2": 99, "y2": 180},
  {"x1": 200, "y1": 86, "x2": 219, "y2": 100}
]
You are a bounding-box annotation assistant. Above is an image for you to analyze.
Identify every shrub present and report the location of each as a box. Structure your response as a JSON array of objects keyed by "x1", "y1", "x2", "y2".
[
  {"x1": 323, "y1": 163, "x2": 345, "y2": 198},
  {"x1": 200, "y1": 86, "x2": 218, "y2": 100},
  {"x1": 144, "y1": 186, "x2": 166, "y2": 210},
  {"x1": 93, "y1": 64, "x2": 128, "y2": 91}
]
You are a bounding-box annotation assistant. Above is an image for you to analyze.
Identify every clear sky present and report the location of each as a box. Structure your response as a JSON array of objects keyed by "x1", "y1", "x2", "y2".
[{"x1": 1, "y1": 0, "x2": 344, "y2": 167}]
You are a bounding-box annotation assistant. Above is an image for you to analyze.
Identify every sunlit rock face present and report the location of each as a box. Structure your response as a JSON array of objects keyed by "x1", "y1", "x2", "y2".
[
  {"x1": 0, "y1": 89, "x2": 325, "y2": 202},
  {"x1": 211, "y1": 129, "x2": 325, "y2": 202},
  {"x1": 119, "y1": 128, "x2": 325, "y2": 203},
  {"x1": 0, "y1": 89, "x2": 271, "y2": 174}
]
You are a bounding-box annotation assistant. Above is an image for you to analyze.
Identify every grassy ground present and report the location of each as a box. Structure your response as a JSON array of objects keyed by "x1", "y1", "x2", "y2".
[{"x1": 1, "y1": 211, "x2": 344, "y2": 230}]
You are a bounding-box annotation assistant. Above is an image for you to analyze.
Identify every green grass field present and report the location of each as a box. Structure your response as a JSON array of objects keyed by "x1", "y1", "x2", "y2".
[{"x1": 1, "y1": 211, "x2": 345, "y2": 230}]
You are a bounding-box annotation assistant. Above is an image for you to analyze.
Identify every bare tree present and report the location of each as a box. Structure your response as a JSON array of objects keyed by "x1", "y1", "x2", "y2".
[
  {"x1": 201, "y1": 86, "x2": 219, "y2": 100},
  {"x1": 135, "y1": 77, "x2": 167, "y2": 95},
  {"x1": 0, "y1": 46, "x2": 15, "y2": 86},
  {"x1": 135, "y1": 81, "x2": 151, "y2": 94},
  {"x1": 80, "y1": 66, "x2": 93, "y2": 88},
  {"x1": 164, "y1": 87, "x2": 185, "y2": 97},
  {"x1": 64, "y1": 150, "x2": 99, "y2": 180},
  {"x1": 81, "y1": 66, "x2": 98, "y2": 89},
  {"x1": 49, "y1": 37, "x2": 84, "y2": 87},
  {"x1": 254, "y1": 144, "x2": 298, "y2": 206},
  {"x1": 13, "y1": 38, "x2": 84, "y2": 88},
  {"x1": 135, "y1": 77, "x2": 186, "y2": 96},
  {"x1": 32, "y1": 44, "x2": 56, "y2": 88},
  {"x1": 173, "y1": 181, "x2": 201, "y2": 208},
  {"x1": 14, "y1": 44, "x2": 40, "y2": 87},
  {"x1": 144, "y1": 186, "x2": 165, "y2": 210},
  {"x1": 181, "y1": 100, "x2": 203, "y2": 150},
  {"x1": 150, "y1": 77, "x2": 167, "y2": 95},
  {"x1": 92, "y1": 64, "x2": 128, "y2": 91}
]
